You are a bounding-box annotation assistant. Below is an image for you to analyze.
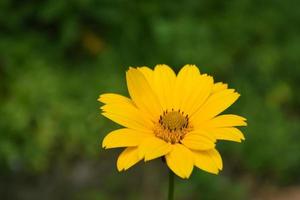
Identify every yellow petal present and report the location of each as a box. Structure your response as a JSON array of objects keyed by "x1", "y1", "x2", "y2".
[
  {"x1": 137, "y1": 66, "x2": 153, "y2": 83},
  {"x1": 138, "y1": 137, "x2": 172, "y2": 161},
  {"x1": 152, "y1": 64, "x2": 176, "y2": 110},
  {"x1": 182, "y1": 74, "x2": 214, "y2": 115},
  {"x1": 165, "y1": 144, "x2": 194, "y2": 179},
  {"x1": 207, "y1": 127, "x2": 245, "y2": 142},
  {"x1": 191, "y1": 89, "x2": 240, "y2": 123},
  {"x1": 192, "y1": 149, "x2": 223, "y2": 174},
  {"x1": 211, "y1": 149, "x2": 223, "y2": 170},
  {"x1": 173, "y1": 64, "x2": 201, "y2": 111},
  {"x1": 212, "y1": 82, "x2": 228, "y2": 94},
  {"x1": 98, "y1": 93, "x2": 131, "y2": 104},
  {"x1": 139, "y1": 65, "x2": 177, "y2": 110},
  {"x1": 117, "y1": 147, "x2": 142, "y2": 171},
  {"x1": 102, "y1": 128, "x2": 152, "y2": 149},
  {"x1": 195, "y1": 114, "x2": 247, "y2": 129},
  {"x1": 126, "y1": 68, "x2": 162, "y2": 121},
  {"x1": 100, "y1": 93, "x2": 152, "y2": 130},
  {"x1": 181, "y1": 132, "x2": 216, "y2": 150}
]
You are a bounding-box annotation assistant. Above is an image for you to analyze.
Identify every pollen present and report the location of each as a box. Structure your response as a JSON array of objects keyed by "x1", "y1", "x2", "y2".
[{"x1": 154, "y1": 109, "x2": 191, "y2": 144}]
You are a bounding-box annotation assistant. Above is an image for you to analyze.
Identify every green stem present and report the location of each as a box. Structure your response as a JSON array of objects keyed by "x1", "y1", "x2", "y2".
[{"x1": 168, "y1": 169, "x2": 174, "y2": 200}]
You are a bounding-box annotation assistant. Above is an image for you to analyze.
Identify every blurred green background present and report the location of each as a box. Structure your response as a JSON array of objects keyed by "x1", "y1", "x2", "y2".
[{"x1": 1, "y1": 0, "x2": 300, "y2": 199}]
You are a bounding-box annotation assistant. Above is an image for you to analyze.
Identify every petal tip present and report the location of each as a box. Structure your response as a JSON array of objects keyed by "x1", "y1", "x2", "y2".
[
  {"x1": 98, "y1": 94, "x2": 105, "y2": 103},
  {"x1": 137, "y1": 150, "x2": 145, "y2": 160},
  {"x1": 102, "y1": 139, "x2": 108, "y2": 149},
  {"x1": 144, "y1": 156, "x2": 151, "y2": 162},
  {"x1": 117, "y1": 167, "x2": 124, "y2": 172}
]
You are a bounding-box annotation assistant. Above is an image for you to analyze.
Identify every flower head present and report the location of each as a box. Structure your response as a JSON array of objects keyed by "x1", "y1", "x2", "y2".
[{"x1": 99, "y1": 64, "x2": 246, "y2": 179}]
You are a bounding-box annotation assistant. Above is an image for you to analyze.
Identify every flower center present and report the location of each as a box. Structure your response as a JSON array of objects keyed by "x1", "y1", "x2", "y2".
[{"x1": 154, "y1": 109, "x2": 191, "y2": 144}]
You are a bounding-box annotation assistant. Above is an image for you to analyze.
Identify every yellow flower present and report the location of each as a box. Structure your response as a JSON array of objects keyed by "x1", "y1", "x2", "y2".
[{"x1": 98, "y1": 64, "x2": 246, "y2": 179}]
